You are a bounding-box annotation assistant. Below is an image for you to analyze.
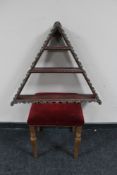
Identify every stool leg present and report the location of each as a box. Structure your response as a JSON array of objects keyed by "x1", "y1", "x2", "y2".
[
  {"x1": 72, "y1": 126, "x2": 75, "y2": 135},
  {"x1": 29, "y1": 126, "x2": 38, "y2": 158},
  {"x1": 73, "y1": 126, "x2": 82, "y2": 159}
]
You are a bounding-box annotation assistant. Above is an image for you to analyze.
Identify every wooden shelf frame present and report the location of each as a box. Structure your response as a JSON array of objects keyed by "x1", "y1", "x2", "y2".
[{"x1": 11, "y1": 22, "x2": 101, "y2": 106}]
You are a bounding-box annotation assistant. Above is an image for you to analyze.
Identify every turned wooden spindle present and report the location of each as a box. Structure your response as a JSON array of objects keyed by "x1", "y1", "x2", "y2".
[
  {"x1": 73, "y1": 126, "x2": 82, "y2": 159},
  {"x1": 29, "y1": 126, "x2": 38, "y2": 158}
]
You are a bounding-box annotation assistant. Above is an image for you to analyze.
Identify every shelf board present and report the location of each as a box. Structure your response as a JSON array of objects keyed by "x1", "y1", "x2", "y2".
[
  {"x1": 15, "y1": 93, "x2": 96, "y2": 104},
  {"x1": 45, "y1": 46, "x2": 70, "y2": 51},
  {"x1": 30, "y1": 67, "x2": 83, "y2": 73}
]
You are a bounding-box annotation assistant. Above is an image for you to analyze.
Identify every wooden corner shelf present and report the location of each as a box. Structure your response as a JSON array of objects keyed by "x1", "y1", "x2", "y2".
[{"x1": 11, "y1": 21, "x2": 101, "y2": 106}]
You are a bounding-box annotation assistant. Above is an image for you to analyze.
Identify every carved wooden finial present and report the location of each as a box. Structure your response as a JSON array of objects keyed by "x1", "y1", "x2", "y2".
[{"x1": 53, "y1": 21, "x2": 61, "y2": 28}]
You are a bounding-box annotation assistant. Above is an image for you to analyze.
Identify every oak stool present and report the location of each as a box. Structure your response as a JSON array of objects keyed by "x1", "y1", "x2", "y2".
[{"x1": 27, "y1": 93, "x2": 84, "y2": 159}]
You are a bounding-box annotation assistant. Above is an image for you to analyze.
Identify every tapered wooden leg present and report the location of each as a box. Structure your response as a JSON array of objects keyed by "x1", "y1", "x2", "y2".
[
  {"x1": 72, "y1": 126, "x2": 75, "y2": 135},
  {"x1": 73, "y1": 126, "x2": 82, "y2": 159},
  {"x1": 29, "y1": 126, "x2": 38, "y2": 158}
]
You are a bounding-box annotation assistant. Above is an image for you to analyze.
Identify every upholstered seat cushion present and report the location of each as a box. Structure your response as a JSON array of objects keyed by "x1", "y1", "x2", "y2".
[{"x1": 27, "y1": 93, "x2": 84, "y2": 126}]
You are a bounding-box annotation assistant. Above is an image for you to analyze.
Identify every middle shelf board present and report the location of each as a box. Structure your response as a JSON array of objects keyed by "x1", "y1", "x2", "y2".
[{"x1": 30, "y1": 67, "x2": 83, "y2": 73}]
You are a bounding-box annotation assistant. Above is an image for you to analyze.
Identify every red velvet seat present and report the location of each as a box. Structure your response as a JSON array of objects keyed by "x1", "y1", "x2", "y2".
[{"x1": 27, "y1": 93, "x2": 84, "y2": 126}]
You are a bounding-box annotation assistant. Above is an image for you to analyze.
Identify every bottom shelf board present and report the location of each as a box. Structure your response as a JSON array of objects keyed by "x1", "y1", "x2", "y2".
[{"x1": 14, "y1": 92, "x2": 97, "y2": 104}]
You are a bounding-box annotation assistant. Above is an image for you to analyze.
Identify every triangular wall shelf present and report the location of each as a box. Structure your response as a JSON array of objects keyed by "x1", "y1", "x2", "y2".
[{"x1": 11, "y1": 21, "x2": 101, "y2": 106}]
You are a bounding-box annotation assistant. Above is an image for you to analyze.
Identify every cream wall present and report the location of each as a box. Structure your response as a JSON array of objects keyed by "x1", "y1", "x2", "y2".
[{"x1": 0, "y1": 0, "x2": 117, "y2": 123}]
